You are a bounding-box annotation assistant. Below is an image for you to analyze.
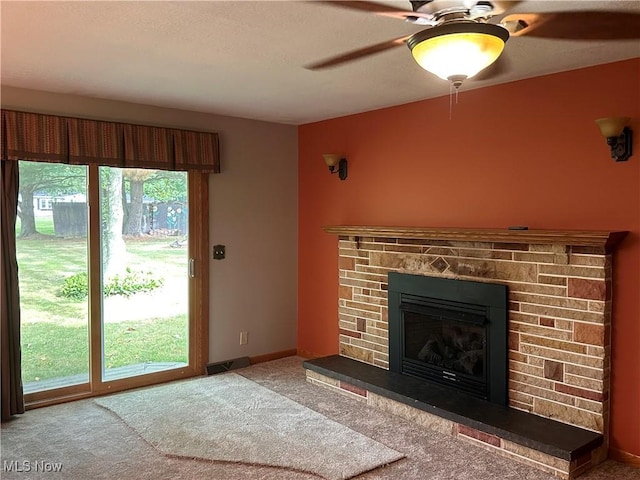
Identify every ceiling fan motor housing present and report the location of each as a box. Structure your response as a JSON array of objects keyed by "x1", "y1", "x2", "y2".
[{"x1": 410, "y1": 0, "x2": 504, "y2": 17}]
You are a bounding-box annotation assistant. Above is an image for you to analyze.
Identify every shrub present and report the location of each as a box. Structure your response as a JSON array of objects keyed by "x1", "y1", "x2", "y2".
[
  {"x1": 103, "y1": 268, "x2": 164, "y2": 298},
  {"x1": 60, "y1": 268, "x2": 164, "y2": 300},
  {"x1": 61, "y1": 272, "x2": 89, "y2": 300}
]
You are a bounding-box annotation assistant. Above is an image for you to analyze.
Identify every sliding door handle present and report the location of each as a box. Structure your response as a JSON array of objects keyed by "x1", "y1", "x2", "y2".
[{"x1": 189, "y1": 258, "x2": 196, "y2": 278}]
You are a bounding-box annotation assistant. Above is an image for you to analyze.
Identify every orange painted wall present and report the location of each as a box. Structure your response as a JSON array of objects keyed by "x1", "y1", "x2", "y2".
[{"x1": 298, "y1": 59, "x2": 639, "y2": 456}]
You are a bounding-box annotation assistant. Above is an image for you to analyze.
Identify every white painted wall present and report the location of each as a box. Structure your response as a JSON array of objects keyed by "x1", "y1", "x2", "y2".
[{"x1": 1, "y1": 86, "x2": 298, "y2": 363}]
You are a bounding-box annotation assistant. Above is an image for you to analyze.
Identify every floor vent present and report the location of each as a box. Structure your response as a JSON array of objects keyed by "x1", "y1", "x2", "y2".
[{"x1": 206, "y1": 357, "x2": 251, "y2": 375}]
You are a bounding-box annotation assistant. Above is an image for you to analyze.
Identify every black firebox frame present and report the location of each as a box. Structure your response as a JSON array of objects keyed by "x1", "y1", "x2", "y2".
[{"x1": 388, "y1": 272, "x2": 508, "y2": 406}]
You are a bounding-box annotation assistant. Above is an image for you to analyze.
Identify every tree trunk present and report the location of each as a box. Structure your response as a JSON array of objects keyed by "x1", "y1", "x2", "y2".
[
  {"x1": 102, "y1": 169, "x2": 126, "y2": 277},
  {"x1": 17, "y1": 187, "x2": 38, "y2": 237},
  {"x1": 124, "y1": 179, "x2": 145, "y2": 236}
]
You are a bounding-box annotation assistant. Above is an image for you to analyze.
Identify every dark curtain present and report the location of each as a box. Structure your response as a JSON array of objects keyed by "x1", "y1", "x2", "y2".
[{"x1": 1, "y1": 159, "x2": 24, "y2": 420}]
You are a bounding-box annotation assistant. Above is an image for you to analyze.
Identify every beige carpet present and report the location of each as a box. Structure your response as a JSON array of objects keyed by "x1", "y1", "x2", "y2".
[
  {"x1": 3, "y1": 357, "x2": 638, "y2": 480},
  {"x1": 95, "y1": 372, "x2": 404, "y2": 480}
]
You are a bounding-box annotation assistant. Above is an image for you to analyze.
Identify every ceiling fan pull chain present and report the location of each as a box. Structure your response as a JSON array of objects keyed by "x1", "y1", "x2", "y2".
[
  {"x1": 448, "y1": 80, "x2": 462, "y2": 120},
  {"x1": 449, "y1": 82, "x2": 453, "y2": 120}
]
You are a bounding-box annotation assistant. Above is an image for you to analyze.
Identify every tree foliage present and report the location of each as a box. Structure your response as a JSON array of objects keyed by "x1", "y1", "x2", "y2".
[
  {"x1": 19, "y1": 161, "x2": 87, "y2": 196},
  {"x1": 17, "y1": 161, "x2": 87, "y2": 237},
  {"x1": 16, "y1": 162, "x2": 187, "y2": 240},
  {"x1": 143, "y1": 171, "x2": 187, "y2": 203},
  {"x1": 121, "y1": 169, "x2": 187, "y2": 235}
]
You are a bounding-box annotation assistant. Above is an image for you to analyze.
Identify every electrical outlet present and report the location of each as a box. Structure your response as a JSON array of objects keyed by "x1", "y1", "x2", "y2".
[{"x1": 239, "y1": 331, "x2": 248, "y2": 345}]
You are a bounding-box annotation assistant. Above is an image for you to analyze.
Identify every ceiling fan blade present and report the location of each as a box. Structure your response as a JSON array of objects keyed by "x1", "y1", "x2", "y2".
[
  {"x1": 305, "y1": 36, "x2": 410, "y2": 70},
  {"x1": 489, "y1": 1, "x2": 522, "y2": 13},
  {"x1": 316, "y1": 1, "x2": 435, "y2": 22},
  {"x1": 503, "y1": 11, "x2": 640, "y2": 40}
]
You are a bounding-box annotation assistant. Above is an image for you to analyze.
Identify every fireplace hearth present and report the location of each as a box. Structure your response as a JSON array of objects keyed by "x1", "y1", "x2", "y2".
[{"x1": 388, "y1": 272, "x2": 508, "y2": 405}]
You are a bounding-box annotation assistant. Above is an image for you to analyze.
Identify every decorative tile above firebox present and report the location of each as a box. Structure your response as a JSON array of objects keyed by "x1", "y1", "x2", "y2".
[{"x1": 324, "y1": 226, "x2": 628, "y2": 438}]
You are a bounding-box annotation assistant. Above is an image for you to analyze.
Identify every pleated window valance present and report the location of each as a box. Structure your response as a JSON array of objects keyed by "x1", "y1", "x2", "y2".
[{"x1": 1, "y1": 109, "x2": 220, "y2": 173}]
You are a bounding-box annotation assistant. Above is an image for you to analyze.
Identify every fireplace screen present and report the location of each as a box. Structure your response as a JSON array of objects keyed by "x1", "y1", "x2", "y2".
[
  {"x1": 402, "y1": 302, "x2": 488, "y2": 398},
  {"x1": 388, "y1": 272, "x2": 508, "y2": 406}
]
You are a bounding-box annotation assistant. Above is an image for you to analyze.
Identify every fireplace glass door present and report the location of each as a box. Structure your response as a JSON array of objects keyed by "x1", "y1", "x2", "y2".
[
  {"x1": 389, "y1": 272, "x2": 508, "y2": 406},
  {"x1": 402, "y1": 303, "x2": 488, "y2": 399}
]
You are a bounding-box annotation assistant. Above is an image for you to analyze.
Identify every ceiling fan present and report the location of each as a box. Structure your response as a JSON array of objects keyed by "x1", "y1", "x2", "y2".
[{"x1": 307, "y1": 1, "x2": 640, "y2": 89}]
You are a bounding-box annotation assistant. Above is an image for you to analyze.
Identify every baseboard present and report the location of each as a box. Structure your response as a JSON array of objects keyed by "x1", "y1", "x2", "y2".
[
  {"x1": 249, "y1": 349, "x2": 298, "y2": 365},
  {"x1": 609, "y1": 448, "x2": 640, "y2": 467},
  {"x1": 296, "y1": 349, "x2": 325, "y2": 359}
]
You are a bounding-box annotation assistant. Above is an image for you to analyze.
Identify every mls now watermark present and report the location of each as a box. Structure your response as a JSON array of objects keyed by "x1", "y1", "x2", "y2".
[{"x1": 3, "y1": 460, "x2": 63, "y2": 473}]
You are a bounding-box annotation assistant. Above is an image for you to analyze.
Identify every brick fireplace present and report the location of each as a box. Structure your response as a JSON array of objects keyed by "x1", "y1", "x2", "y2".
[{"x1": 304, "y1": 226, "x2": 627, "y2": 479}]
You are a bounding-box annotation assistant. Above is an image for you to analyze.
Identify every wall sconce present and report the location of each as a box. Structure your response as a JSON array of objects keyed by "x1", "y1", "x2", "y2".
[
  {"x1": 595, "y1": 117, "x2": 633, "y2": 162},
  {"x1": 322, "y1": 154, "x2": 348, "y2": 180}
]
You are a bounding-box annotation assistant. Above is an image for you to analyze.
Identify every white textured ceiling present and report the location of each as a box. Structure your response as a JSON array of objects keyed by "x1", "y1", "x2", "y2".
[{"x1": 1, "y1": 1, "x2": 639, "y2": 125}]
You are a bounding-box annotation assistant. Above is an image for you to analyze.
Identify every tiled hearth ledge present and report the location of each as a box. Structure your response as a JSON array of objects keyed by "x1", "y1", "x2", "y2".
[{"x1": 305, "y1": 225, "x2": 628, "y2": 480}]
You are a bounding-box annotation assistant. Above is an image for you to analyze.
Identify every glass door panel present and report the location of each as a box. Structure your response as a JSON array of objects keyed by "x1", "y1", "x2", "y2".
[
  {"x1": 99, "y1": 167, "x2": 189, "y2": 381},
  {"x1": 16, "y1": 161, "x2": 89, "y2": 393}
]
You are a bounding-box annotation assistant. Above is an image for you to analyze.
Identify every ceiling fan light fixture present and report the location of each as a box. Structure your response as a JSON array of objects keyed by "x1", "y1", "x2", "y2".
[{"x1": 407, "y1": 22, "x2": 509, "y2": 86}]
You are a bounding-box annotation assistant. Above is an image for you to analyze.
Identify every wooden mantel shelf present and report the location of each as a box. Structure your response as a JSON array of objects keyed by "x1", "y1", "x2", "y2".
[{"x1": 323, "y1": 226, "x2": 628, "y2": 252}]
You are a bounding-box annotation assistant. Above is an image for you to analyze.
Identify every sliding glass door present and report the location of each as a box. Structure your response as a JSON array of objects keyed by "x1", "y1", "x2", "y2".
[
  {"x1": 17, "y1": 161, "x2": 90, "y2": 394},
  {"x1": 17, "y1": 162, "x2": 204, "y2": 402},
  {"x1": 100, "y1": 167, "x2": 189, "y2": 381}
]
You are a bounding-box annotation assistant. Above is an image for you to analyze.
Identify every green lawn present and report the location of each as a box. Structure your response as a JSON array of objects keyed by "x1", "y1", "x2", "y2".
[
  {"x1": 21, "y1": 315, "x2": 187, "y2": 383},
  {"x1": 16, "y1": 216, "x2": 189, "y2": 386}
]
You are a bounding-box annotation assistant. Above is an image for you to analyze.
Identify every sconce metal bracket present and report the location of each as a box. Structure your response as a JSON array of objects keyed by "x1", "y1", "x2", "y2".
[
  {"x1": 325, "y1": 155, "x2": 348, "y2": 180},
  {"x1": 335, "y1": 158, "x2": 348, "y2": 180},
  {"x1": 608, "y1": 127, "x2": 632, "y2": 162}
]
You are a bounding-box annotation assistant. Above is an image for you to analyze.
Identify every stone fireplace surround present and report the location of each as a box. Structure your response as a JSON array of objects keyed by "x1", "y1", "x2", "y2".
[{"x1": 304, "y1": 226, "x2": 627, "y2": 479}]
